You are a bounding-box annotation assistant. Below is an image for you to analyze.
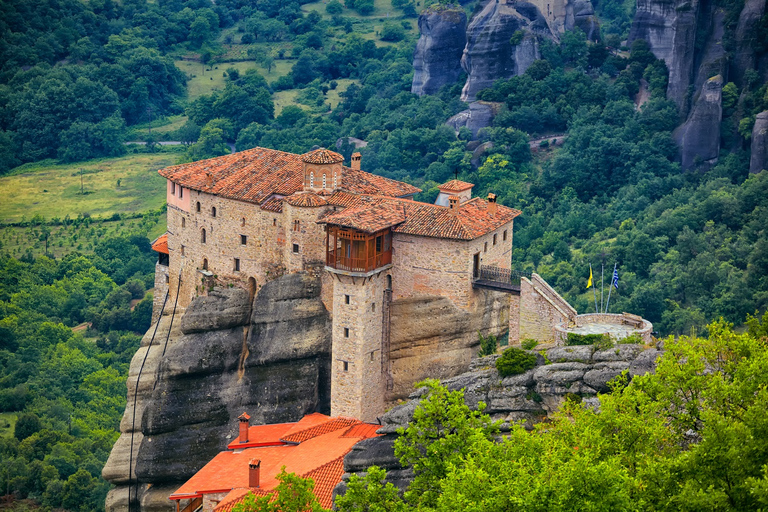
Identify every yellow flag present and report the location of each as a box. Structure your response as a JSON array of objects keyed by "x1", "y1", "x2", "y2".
[{"x1": 587, "y1": 266, "x2": 593, "y2": 289}]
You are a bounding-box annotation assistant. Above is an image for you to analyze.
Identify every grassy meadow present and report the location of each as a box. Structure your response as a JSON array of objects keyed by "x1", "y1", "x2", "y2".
[{"x1": 0, "y1": 153, "x2": 173, "y2": 224}]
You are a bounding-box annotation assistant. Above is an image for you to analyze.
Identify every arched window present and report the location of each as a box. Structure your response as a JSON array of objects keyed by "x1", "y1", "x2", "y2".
[
  {"x1": 322, "y1": 174, "x2": 327, "y2": 189},
  {"x1": 241, "y1": 217, "x2": 246, "y2": 227},
  {"x1": 202, "y1": 258, "x2": 208, "y2": 270},
  {"x1": 310, "y1": 171, "x2": 314, "y2": 188},
  {"x1": 181, "y1": 217, "x2": 186, "y2": 228},
  {"x1": 333, "y1": 172, "x2": 337, "y2": 189},
  {"x1": 196, "y1": 202, "x2": 201, "y2": 212},
  {"x1": 201, "y1": 228, "x2": 206, "y2": 244},
  {"x1": 211, "y1": 206, "x2": 217, "y2": 218}
]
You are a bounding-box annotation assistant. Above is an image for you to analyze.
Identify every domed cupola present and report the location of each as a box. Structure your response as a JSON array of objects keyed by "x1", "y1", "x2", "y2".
[{"x1": 301, "y1": 148, "x2": 344, "y2": 193}]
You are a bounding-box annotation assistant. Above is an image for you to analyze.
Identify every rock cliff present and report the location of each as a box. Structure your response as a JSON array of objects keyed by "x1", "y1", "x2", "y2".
[
  {"x1": 411, "y1": 7, "x2": 468, "y2": 96},
  {"x1": 731, "y1": 0, "x2": 767, "y2": 86},
  {"x1": 751, "y1": 111, "x2": 768, "y2": 174},
  {"x1": 673, "y1": 74, "x2": 723, "y2": 170},
  {"x1": 628, "y1": 0, "x2": 700, "y2": 113},
  {"x1": 336, "y1": 343, "x2": 661, "y2": 495},
  {"x1": 103, "y1": 274, "x2": 332, "y2": 512},
  {"x1": 445, "y1": 100, "x2": 502, "y2": 138}
]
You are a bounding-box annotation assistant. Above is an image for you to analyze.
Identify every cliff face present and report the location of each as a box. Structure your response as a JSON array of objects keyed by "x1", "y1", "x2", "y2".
[
  {"x1": 751, "y1": 111, "x2": 768, "y2": 174},
  {"x1": 336, "y1": 344, "x2": 661, "y2": 495},
  {"x1": 628, "y1": 0, "x2": 700, "y2": 113},
  {"x1": 732, "y1": 0, "x2": 767, "y2": 86},
  {"x1": 411, "y1": 8, "x2": 468, "y2": 96},
  {"x1": 673, "y1": 74, "x2": 723, "y2": 170},
  {"x1": 460, "y1": 1, "x2": 543, "y2": 102},
  {"x1": 103, "y1": 274, "x2": 332, "y2": 512}
]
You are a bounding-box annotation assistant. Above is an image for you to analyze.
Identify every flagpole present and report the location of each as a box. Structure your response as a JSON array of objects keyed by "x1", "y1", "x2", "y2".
[
  {"x1": 591, "y1": 264, "x2": 598, "y2": 314},
  {"x1": 600, "y1": 264, "x2": 604, "y2": 313},
  {"x1": 605, "y1": 262, "x2": 616, "y2": 313}
]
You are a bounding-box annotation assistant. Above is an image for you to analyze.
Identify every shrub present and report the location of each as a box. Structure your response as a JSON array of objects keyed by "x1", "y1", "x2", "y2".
[
  {"x1": 566, "y1": 332, "x2": 611, "y2": 347},
  {"x1": 521, "y1": 338, "x2": 538, "y2": 350},
  {"x1": 496, "y1": 347, "x2": 537, "y2": 377},
  {"x1": 478, "y1": 332, "x2": 498, "y2": 356},
  {"x1": 619, "y1": 333, "x2": 644, "y2": 344}
]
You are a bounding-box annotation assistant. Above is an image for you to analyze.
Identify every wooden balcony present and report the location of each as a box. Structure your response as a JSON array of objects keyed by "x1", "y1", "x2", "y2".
[{"x1": 325, "y1": 227, "x2": 392, "y2": 275}]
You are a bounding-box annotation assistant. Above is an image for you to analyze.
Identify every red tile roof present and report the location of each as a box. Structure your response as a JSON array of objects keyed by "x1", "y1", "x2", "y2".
[
  {"x1": 226, "y1": 422, "x2": 295, "y2": 450},
  {"x1": 259, "y1": 196, "x2": 284, "y2": 213},
  {"x1": 170, "y1": 414, "x2": 381, "y2": 511},
  {"x1": 151, "y1": 233, "x2": 169, "y2": 254},
  {"x1": 439, "y1": 179, "x2": 474, "y2": 192},
  {"x1": 321, "y1": 196, "x2": 520, "y2": 240},
  {"x1": 158, "y1": 147, "x2": 419, "y2": 205},
  {"x1": 284, "y1": 192, "x2": 328, "y2": 208},
  {"x1": 301, "y1": 148, "x2": 344, "y2": 164}
]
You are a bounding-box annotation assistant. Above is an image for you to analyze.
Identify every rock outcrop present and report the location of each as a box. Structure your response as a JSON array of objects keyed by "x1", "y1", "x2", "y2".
[
  {"x1": 751, "y1": 111, "x2": 768, "y2": 174},
  {"x1": 673, "y1": 74, "x2": 723, "y2": 170},
  {"x1": 628, "y1": 0, "x2": 700, "y2": 113},
  {"x1": 445, "y1": 101, "x2": 501, "y2": 138},
  {"x1": 336, "y1": 344, "x2": 661, "y2": 495},
  {"x1": 460, "y1": 1, "x2": 543, "y2": 102},
  {"x1": 103, "y1": 274, "x2": 332, "y2": 512},
  {"x1": 412, "y1": 7, "x2": 468, "y2": 96},
  {"x1": 731, "y1": 0, "x2": 767, "y2": 86}
]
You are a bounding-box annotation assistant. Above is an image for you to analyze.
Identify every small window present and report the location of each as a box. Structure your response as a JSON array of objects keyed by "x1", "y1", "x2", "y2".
[
  {"x1": 165, "y1": 275, "x2": 170, "y2": 283},
  {"x1": 171, "y1": 182, "x2": 176, "y2": 195},
  {"x1": 333, "y1": 172, "x2": 337, "y2": 189},
  {"x1": 371, "y1": 303, "x2": 376, "y2": 312},
  {"x1": 503, "y1": 230, "x2": 507, "y2": 241},
  {"x1": 292, "y1": 243, "x2": 299, "y2": 254},
  {"x1": 493, "y1": 234, "x2": 497, "y2": 245},
  {"x1": 293, "y1": 220, "x2": 300, "y2": 232},
  {"x1": 196, "y1": 202, "x2": 201, "y2": 212},
  {"x1": 201, "y1": 228, "x2": 207, "y2": 244},
  {"x1": 273, "y1": 218, "x2": 277, "y2": 226},
  {"x1": 234, "y1": 258, "x2": 240, "y2": 271},
  {"x1": 484, "y1": 241, "x2": 487, "y2": 253},
  {"x1": 181, "y1": 217, "x2": 186, "y2": 228},
  {"x1": 322, "y1": 174, "x2": 327, "y2": 189},
  {"x1": 343, "y1": 361, "x2": 348, "y2": 371},
  {"x1": 181, "y1": 245, "x2": 185, "y2": 256},
  {"x1": 310, "y1": 171, "x2": 314, "y2": 188},
  {"x1": 179, "y1": 187, "x2": 183, "y2": 198},
  {"x1": 241, "y1": 235, "x2": 247, "y2": 245},
  {"x1": 370, "y1": 351, "x2": 375, "y2": 361},
  {"x1": 345, "y1": 295, "x2": 350, "y2": 304},
  {"x1": 202, "y1": 258, "x2": 208, "y2": 270},
  {"x1": 241, "y1": 217, "x2": 246, "y2": 227},
  {"x1": 211, "y1": 206, "x2": 217, "y2": 218},
  {"x1": 344, "y1": 327, "x2": 349, "y2": 338}
]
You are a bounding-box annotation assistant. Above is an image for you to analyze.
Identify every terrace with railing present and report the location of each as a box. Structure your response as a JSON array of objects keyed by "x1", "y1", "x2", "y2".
[{"x1": 325, "y1": 226, "x2": 393, "y2": 274}]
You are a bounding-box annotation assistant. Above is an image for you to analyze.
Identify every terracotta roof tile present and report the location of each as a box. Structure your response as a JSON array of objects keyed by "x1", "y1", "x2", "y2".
[
  {"x1": 301, "y1": 148, "x2": 344, "y2": 164},
  {"x1": 158, "y1": 147, "x2": 419, "y2": 204},
  {"x1": 342, "y1": 423, "x2": 382, "y2": 438},
  {"x1": 321, "y1": 196, "x2": 520, "y2": 240},
  {"x1": 226, "y1": 422, "x2": 296, "y2": 450},
  {"x1": 439, "y1": 179, "x2": 474, "y2": 192},
  {"x1": 259, "y1": 196, "x2": 284, "y2": 213},
  {"x1": 280, "y1": 417, "x2": 359, "y2": 444},
  {"x1": 284, "y1": 192, "x2": 328, "y2": 208},
  {"x1": 151, "y1": 233, "x2": 169, "y2": 254},
  {"x1": 302, "y1": 457, "x2": 345, "y2": 509},
  {"x1": 326, "y1": 190, "x2": 363, "y2": 208}
]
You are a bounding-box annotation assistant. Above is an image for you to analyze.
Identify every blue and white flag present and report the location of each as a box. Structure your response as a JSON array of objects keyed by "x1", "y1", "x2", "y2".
[{"x1": 612, "y1": 267, "x2": 619, "y2": 289}]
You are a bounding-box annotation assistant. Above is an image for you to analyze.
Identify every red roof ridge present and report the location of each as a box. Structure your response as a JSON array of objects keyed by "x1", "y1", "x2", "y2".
[
  {"x1": 301, "y1": 148, "x2": 344, "y2": 164},
  {"x1": 151, "y1": 233, "x2": 169, "y2": 254},
  {"x1": 439, "y1": 179, "x2": 474, "y2": 192}
]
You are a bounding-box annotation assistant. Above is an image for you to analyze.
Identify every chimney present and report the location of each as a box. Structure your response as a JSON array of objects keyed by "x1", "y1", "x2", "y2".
[
  {"x1": 351, "y1": 152, "x2": 362, "y2": 170},
  {"x1": 448, "y1": 195, "x2": 459, "y2": 215},
  {"x1": 205, "y1": 172, "x2": 214, "y2": 189},
  {"x1": 238, "y1": 412, "x2": 250, "y2": 443},
  {"x1": 248, "y1": 459, "x2": 261, "y2": 488},
  {"x1": 487, "y1": 193, "x2": 497, "y2": 216}
]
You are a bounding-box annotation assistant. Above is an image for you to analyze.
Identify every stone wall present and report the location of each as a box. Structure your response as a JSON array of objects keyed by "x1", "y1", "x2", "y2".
[
  {"x1": 517, "y1": 273, "x2": 577, "y2": 344},
  {"x1": 152, "y1": 262, "x2": 169, "y2": 325},
  {"x1": 330, "y1": 270, "x2": 389, "y2": 421}
]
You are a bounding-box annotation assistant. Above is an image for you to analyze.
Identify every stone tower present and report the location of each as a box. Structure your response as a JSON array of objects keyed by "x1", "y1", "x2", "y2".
[{"x1": 329, "y1": 269, "x2": 391, "y2": 422}]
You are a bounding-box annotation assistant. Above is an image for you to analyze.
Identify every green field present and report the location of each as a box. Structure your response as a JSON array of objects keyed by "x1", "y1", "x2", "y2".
[
  {"x1": 0, "y1": 412, "x2": 16, "y2": 439},
  {"x1": 0, "y1": 154, "x2": 174, "y2": 224}
]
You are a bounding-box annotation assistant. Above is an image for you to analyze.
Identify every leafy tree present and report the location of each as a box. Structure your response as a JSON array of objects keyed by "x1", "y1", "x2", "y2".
[
  {"x1": 14, "y1": 413, "x2": 42, "y2": 441},
  {"x1": 232, "y1": 467, "x2": 327, "y2": 512}
]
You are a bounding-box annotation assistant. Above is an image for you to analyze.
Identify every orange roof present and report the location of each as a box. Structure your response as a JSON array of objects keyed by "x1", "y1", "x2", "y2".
[
  {"x1": 284, "y1": 192, "x2": 328, "y2": 208},
  {"x1": 226, "y1": 422, "x2": 295, "y2": 450},
  {"x1": 439, "y1": 179, "x2": 474, "y2": 192},
  {"x1": 158, "y1": 147, "x2": 419, "y2": 205},
  {"x1": 170, "y1": 414, "x2": 381, "y2": 510},
  {"x1": 301, "y1": 148, "x2": 344, "y2": 164},
  {"x1": 259, "y1": 196, "x2": 284, "y2": 213},
  {"x1": 321, "y1": 195, "x2": 520, "y2": 240},
  {"x1": 151, "y1": 233, "x2": 169, "y2": 254}
]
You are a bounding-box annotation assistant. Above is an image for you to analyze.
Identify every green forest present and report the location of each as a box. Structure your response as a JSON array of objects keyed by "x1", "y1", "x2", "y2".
[{"x1": 1, "y1": 0, "x2": 768, "y2": 508}]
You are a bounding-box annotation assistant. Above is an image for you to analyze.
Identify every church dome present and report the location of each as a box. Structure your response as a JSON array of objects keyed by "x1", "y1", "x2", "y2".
[{"x1": 301, "y1": 148, "x2": 344, "y2": 164}]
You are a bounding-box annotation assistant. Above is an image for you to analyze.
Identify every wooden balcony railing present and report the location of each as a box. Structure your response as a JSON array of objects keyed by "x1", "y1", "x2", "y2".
[
  {"x1": 476, "y1": 265, "x2": 531, "y2": 285},
  {"x1": 326, "y1": 248, "x2": 392, "y2": 273}
]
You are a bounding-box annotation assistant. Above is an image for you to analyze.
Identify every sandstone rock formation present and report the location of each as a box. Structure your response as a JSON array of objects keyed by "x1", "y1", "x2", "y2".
[
  {"x1": 628, "y1": 0, "x2": 700, "y2": 113},
  {"x1": 445, "y1": 101, "x2": 501, "y2": 138},
  {"x1": 460, "y1": 1, "x2": 543, "y2": 102},
  {"x1": 731, "y1": 0, "x2": 767, "y2": 86},
  {"x1": 673, "y1": 74, "x2": 723, "y2": 170},
  {"x1": 751, "y1": 111, "x2": 768, "y2": 174},
  {"x1": 692, "y1": 6, "x2": 726, "y2": 95},
  {"x1": 411, "y1": 7, "x2": 468, "y2": 96},
  {"x1": 336, "y1": 344, "x2": 661, "y2": 495},
  {"x1": 103, "y1": 274, "x2": 332, "y2": 512}
]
